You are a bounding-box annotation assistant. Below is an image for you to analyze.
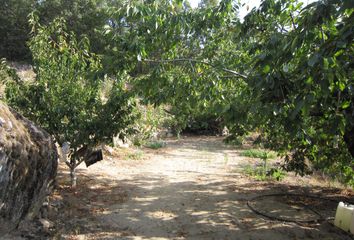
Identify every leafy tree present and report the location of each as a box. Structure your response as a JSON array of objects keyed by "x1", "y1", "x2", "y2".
[
  {"x1": 0, "y1": 0, "x2": 36, "y2": 60},
  {"x1": 226, "y1": 0, "x2": 354, "y2": 184},
  {"x1": 0, "y1": 59, "x2": 20, "y2": 100},
  {"x1": 0, "y1": 0, "x2": 109, "y2": 61},
  {"x1": 35, "y1": 0, "x2": 109, "y2": 54},
  {"x1": 6, "y1": 14, "x2": 137, "y2": 187},
  {"x1": 3, "y1": 0, "x2": 352, "y2": 186},
  {"x1": 102, "y1": 0, "x2": 353, "y2": 185},
  {"x1": 199, "y1": 0, "x2": 219, "y2": 8},
  {"x1": 102, "y1": 0, "x2": 237, "y2": 133}
]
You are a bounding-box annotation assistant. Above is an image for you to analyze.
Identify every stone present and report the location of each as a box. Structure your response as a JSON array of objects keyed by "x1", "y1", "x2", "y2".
[
  {"x1": 113, "y1": 134, "x2": 130, "y2": 148},
  {"x1": 39, "y1": 218, "x2": 54, "y2": 231},
  {"x1": 103, "y1": 145, "x2": 114, "y2": 156},
  {"x1": 0, "y1": 102, "x2": 58, "y2": 234}
]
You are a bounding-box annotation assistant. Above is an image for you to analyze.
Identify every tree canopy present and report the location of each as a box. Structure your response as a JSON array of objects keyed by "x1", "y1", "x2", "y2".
[{"x1": 2, "y1": 0, "x2": 353, "y2": 186}]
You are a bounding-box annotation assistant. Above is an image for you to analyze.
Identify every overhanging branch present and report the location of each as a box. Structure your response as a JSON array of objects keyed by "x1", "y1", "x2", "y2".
[{"x1": 142, "y1": 58, "x2": 248, "y2": 80}]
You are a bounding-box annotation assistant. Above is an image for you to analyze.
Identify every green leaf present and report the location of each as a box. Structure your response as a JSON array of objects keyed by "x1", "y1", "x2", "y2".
[
  {"x1": 308, "y1": 54, "x2": 319, "y2": 67},
  {"x1": 305, "y1": 76, "x2": 313, "y2": 84},
  {"x1": 323, "y1": 58, "x2": 329, "y2": 70},
  {"x1": 338, "y1": 82, "x2": 345, "y2": 91},
  {"x1": 263, "y1": 65, "x2": 271, "y2": 74},
  {"x1": 341, "y1": 101, "x2": 350, "y2": 109},
  {"x1": 290, "y1": 99, "x2": 305, "y2": 120}
]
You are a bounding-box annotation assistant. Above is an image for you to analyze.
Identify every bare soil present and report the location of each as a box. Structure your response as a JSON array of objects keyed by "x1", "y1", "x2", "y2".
[{"x1": 9, "y1": 136, "x2": 354, "y2": 239}]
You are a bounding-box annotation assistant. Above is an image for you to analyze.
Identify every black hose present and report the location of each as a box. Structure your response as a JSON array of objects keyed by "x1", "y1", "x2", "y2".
[{"x1": 246, "y1": 193, "x2": 347, "y2": 224}]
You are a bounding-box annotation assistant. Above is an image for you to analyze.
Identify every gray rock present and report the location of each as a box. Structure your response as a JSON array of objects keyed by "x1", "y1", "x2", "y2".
[
  {"x1": 0, "y1": 102, "x2": 58, "y2": 234},
  {"x1": 39, "y1": 218, "x2": 54, "y2": 231}
]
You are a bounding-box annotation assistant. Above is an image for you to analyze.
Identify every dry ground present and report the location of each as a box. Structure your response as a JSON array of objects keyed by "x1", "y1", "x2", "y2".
[{"x1": 8, "y1": 136, "x2": 354, "y2": 239}]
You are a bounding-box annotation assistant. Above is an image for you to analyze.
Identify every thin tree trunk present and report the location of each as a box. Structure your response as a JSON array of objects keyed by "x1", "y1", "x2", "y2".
[{"x1": 70, "y1": 158, "x2": 77, "y2": 188}]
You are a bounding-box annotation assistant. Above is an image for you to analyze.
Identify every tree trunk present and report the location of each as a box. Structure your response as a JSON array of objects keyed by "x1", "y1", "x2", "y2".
[
  {"x1": 344, "y1": 125, "x2": 354, "y2": 158},
  {"x1": 70, "y1": 159, "x2": 77, "y2": 188}
]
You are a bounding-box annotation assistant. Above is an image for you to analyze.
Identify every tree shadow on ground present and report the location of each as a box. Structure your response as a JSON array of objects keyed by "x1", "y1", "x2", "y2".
[{"x1": 48, "y1": 165, "x2": 354, "y2": 240}]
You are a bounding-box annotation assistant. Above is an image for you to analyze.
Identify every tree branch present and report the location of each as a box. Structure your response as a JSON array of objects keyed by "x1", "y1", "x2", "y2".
[
  {"x1": 289, "y1": 13, "x2": 297, "y2": 31},
  {"x1": 142, "y1": 58, "x2": 248, "y2": 79}
]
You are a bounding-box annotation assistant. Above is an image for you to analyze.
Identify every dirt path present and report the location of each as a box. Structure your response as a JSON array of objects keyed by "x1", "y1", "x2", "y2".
[{"x1": 46, "y1": 136, "x2": 352, "y2": 240}]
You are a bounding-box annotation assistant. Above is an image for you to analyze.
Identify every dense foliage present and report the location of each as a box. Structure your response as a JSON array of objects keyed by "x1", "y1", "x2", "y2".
[
  {"x1": 5, "y1": 14, "x2": 137, "y2": 186},
  {"x1": 2, "y1": 0, "x2": 353, "y2": 186},
  {"x1": 0, "y1": 0, "x2": 108, "y2": 60},
  {"x1": 237, "y1": 0, "x2": 354, "y2": 184}
]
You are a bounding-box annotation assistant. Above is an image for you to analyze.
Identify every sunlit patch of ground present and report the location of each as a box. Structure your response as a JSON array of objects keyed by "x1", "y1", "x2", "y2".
[{"x1": 35, "y1": 136, "x2": 354, "y2": 239}]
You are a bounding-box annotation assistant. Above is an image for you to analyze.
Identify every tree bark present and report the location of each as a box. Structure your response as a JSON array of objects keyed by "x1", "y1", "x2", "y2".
[{"x1": 344, "y1": 126, "x2": 354, "y2": 158}]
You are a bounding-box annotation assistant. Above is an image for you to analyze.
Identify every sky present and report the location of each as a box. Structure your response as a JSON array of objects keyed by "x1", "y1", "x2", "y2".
[
  {"x1": 188, "y1": 0, "x2": 263, "y2": 19},
  {"x1": 189, "y1": 0, "x2": 315, "y2": 19}
]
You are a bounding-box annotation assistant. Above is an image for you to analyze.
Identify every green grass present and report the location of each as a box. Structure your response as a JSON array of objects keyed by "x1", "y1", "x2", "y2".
[
  {"x1": 241, "y1": 149, "x2": 277, "y2": 159},
  {"x1": 145, "y1": 141, "x2": 166, "y2": 149},
  {"x1": 243, "y1": 165, "x2": 286, "y2": 181},
  {"x1": 124, "y1": 151, "x2": 144, "y2": 160}
]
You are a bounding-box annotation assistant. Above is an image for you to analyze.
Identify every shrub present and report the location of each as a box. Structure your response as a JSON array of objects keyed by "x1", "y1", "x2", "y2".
[
  {"x1": 145, "y1": 141, "x2": 166, "y2": 149},
  {"x1": 241, "y1": 149, "x2": 277, "y2": 159}
]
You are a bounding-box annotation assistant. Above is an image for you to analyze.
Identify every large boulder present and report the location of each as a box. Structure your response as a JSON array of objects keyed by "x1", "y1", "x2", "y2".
[{"x1": 0, "y1": 102, "x2": 58, "y2": 234}]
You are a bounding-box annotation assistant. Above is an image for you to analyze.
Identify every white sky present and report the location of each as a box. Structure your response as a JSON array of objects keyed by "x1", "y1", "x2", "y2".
[
  {"x1": 189, "y1": 0, "x2": 315, "y2": 19},
  {"x1": 188, "y1": 0, "x2": 263, "y2": 19}
]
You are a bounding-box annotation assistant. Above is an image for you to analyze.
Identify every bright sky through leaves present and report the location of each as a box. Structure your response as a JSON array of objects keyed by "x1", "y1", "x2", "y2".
[{"x1": 189, "y1": 0, "x2": 315, "y2": 19}]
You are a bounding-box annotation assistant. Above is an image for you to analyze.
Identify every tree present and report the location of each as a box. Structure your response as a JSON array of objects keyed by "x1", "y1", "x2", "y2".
[
  {"x1": 102, "y1": 0, "x2": 353, "y2": 185},
  {"x1": 233, "y1": 0, "x2": 354, "y2": 184},
  {"x1": 4, "y1": 0, "x2": 353, "y2": 186},
  {"x1": 103, "y1": 0, "x2": 237, "y2": 133},
  {"x1": 199, "y1": 0, "x2": 219, "y2": 8},
  {"x1": 0, "y1": 0, "x2": 109, "y2": 61},
  {"x1": 0, "y1": 0, "x2": 36, "y2": 60},
  {"x1": 35, "y1": 0, "x2": 109, "y2": 54},
  {"x1": 6, "y1": 14, "x2": 137, "y2": 187}
]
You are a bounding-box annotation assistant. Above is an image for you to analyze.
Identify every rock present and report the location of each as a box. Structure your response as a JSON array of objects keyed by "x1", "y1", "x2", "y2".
[
  {"x1": 0, "y1": 102, "x2": 58, "y2": 234},
  {"x1": 113, "y1": 134, "x2": 130, "y2": 148},
  {"x1": 103, "y1": 145, "x2": 114, "y2": 156},
  {"x1": 39, "y1": 218, "x2": 54, "y2": 231},
  {"x1": 222, "y1": 126, "x2": 229, "y2": 136}
]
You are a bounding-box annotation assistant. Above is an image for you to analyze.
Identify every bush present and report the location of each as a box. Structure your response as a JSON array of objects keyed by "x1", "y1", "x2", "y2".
[
  {"x1": 243, "y1": 165, "x2": 286, "y2": 181},
  {"x1": 124, "y1": 151, "x2": 144, "y2": 160},
  {"x1": 145, "y1": 141, "x2": 166, "y2": 149},
  {"x1": 241, "y1": 149, "x2": 277, "y2": 159}
]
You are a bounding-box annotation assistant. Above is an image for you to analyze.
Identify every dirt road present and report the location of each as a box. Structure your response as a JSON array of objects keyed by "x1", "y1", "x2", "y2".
[{"x1": 41, "y1": 137, "x2": 353, "y2": 239}]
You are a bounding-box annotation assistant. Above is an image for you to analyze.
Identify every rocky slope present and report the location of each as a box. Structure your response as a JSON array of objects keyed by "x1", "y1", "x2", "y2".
[{"x1": 0, "y1": 102, "x2": 57, "y2": 234}]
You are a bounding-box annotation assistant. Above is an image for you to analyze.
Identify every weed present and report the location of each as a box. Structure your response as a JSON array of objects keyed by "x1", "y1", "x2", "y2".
[
  {"x1": 243, "y1": 164, "x2": 286, "y2": 181},
  {"x1": 145, "y1": 141, "x2": 166, "y2": 149},
  {"x1": 125, "y1": 151, "x2": 144, "y2": 160},
  {"x1": 241, "y1": 149, "x2": 277, "y2": 159},
  {"x1": 241, "y1": 149, "x2": 278, "y2": 178},
  {"x1": 267, "y1": 168, "x2": 286, "y2": 181}
]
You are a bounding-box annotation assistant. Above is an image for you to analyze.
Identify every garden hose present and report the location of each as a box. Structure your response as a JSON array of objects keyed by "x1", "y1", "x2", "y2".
[{"x1": 246, "y1": 193, "x2": 352, "y2": 224}]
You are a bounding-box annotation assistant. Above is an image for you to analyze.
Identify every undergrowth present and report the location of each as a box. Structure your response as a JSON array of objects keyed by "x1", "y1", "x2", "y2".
[
  {"x1": 124, "y1": 151, "x2": 144, "y2": 160},
  {"x1": 145, "y1": 141, "x2": 166, "y2": 149},
  {"x1": 243, "y1": 165, "x2": 286, "y2": 181},
  {"x1": 241, "y1": 149, "x2": 277, "y2": 159}
]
